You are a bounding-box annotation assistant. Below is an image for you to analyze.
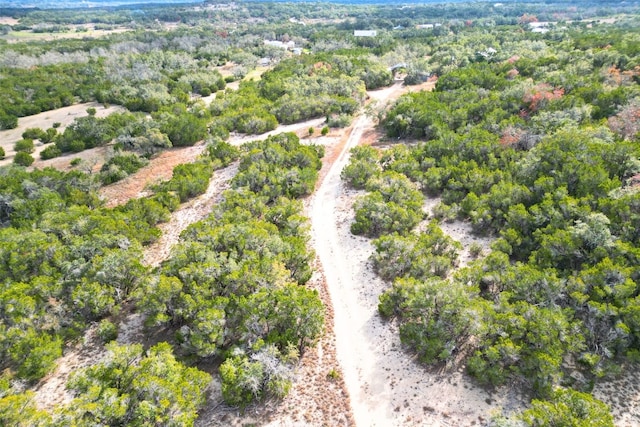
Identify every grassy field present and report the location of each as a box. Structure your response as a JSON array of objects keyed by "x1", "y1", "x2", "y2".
[
  {"x1": 0, "y1": 27, "x2": 131, "y2": 43},
  {"x1": 243, "y1": 66, "x2": 271, "y2": 81}
]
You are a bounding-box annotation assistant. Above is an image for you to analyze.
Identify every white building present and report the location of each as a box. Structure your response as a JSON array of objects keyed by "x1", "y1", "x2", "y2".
[
  {"x1": 264, "y1": 40, "x2": 296, "y2": 50},
  {"x1": 354, "y1": 30, "x2": 377, "y2": 37}
]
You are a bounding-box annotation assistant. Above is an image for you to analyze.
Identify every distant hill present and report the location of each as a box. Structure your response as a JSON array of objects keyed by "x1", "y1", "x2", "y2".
[
  {"x1": 0, "y1": 0, "x2": 205, "y2": 9},
  {"x1": 0, "y1": 0, "x2": 481, "y2": 9}
]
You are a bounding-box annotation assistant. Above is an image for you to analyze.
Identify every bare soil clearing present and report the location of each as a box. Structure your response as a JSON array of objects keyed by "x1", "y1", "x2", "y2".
[
  {"x1": 1, "y1": 27, "x2": 131, "y2": 43},
  {"x1": 33, "y1": 324, "x2": 104, "y2": 410},
  {"x1": 0, "y1": 17, "x2": 19, "y2": 25},
  {"x1": 594, "y1": 369, "x2": 640, "y2": 426},
  {"x1": 0, "y1": 102, "x2": 124, "y2": 167},
  {"x1": 100, "y1": 144, "x2": 207, "y2": 208},
  {"x1": 421, "y1": 197, "x2": 494, "y2": 268}
]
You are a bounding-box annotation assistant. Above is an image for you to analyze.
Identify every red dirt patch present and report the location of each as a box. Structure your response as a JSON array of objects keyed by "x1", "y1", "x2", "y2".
[{"x1": 100, "y1": 144, "x2": 206, "y2": 208}]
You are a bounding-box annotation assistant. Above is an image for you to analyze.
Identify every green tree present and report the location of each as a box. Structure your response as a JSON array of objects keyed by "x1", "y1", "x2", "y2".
[
  {"x1": 8, "y1": 329, "x2": 62, "y2": 381},
  {"x1": 40, "y1": 145, "x2": 62, "y2": 160},
  {"x1": 379, "y1": 277, "x2": 473, "y2": 364},
  {"x1": 0, "y1": 391, "x2": 51, "y2": 426},
  {"x1": 13, "y1": 152, "x2": 34, "y2": 166},
  {"x1": 341, "y1": 145, "x2": 382, "y2": 189},
  {"x1": 64, "y1": 342, "x2": 210, "y2": 427},
  {"x1": 160, "y1": 113, "x2": 208, "y2": 147},
  {"x1": 351, "y1": 191, "x2": 423, "y2": 237},
  {"x1": 219, "y1": 344, "x2": 296, "y2": 408},
  {"x1": 372, "y1": 221, "x2": 461, "y2": 281},
  {"x1": 520, "y1": 388, "x2": 613, "y2": 427},
  {"x1": 22, "y1": 128, "x2": 46, "y2": 140}
]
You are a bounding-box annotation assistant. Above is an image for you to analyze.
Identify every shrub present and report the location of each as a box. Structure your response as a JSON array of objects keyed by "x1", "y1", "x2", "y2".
[
  {"x1": 40, "y1": 145, "x2": 62, "y2": 160},
  {"x1": 153, "y1": 160, "x2": 213, "y2": 202},
  {"x1": 14, "y1": 152, "x2": 34, "y2": 166},
  {"x1": 321, "y1": 126, "x2": 329, "y2": 136},
  {"x1": 66, "y1": 342, "x2": 210, "y2": 425},
  {"x1": 14, "y1": 139, "x2": 34, "y2": 153},
  {"x1": 151, "y1": 191, "x2": 181, "y2": 212},
  {"x1": 0, "y1": 147, "x2": 4, "y2": 160},
  {"x1": 204, "y1": 137, "x2": 240, "y2": 168},
  {"x1": 341, "y1": 146, "x2": 381, "y2": 189},
  {"x1": 519, "y1": 388, "x2": 614, "y2": 427},
  {"x1": 469, "y1": 242, "x2": 484, "y2": 258},
  {"x1": 209, "y1": 123, "x2": 230, "y2": 140},
  {"x1": 351, "y1": 192, "x2": 423, "y2": 237},
  {"x1": 99, "y1": 153, "x2": 149, "y2": 185},
  {"x1": 22, "y1": 128, "x2": 46, "y2": 140},
  {"x1": 327, "y1": 368, "x2": 340, "y2": 380},
  {"x1": 101, "y1": 153, "x2": 148, "y2": 175},
  {"x1": 100, "y1": 166, "x2": 128, "y2": 185},
  {"x1": 219, "y1": 346, "x2": 295, "y2": 408},
  {"x1": 10, "y1": 331, "x2": 63, "y2": 380},
  {"x1": 0, "y1": 113, "x2": 18, "y2": 130},
  {"x1": 326, "y1": 114, "x2": 352, "y2": 128},
  {"x1": 67, "y1": 140, "x2": 85, "y2": 153},
  {"x1": 40, "y1": 128, "x2": 58, "y2": 144},
  {"x1": 161, "y1": 114, "x2": 208, "y2": 147},
  {"x1": 220, "y1": 356, "x2": 264, "y2": 408},
  {"x1": 97, "y1": 319, "x2": 118, "y2": 343},
  {"x1": 431, "y1": 202, "x2": 459, "y2": 223}
]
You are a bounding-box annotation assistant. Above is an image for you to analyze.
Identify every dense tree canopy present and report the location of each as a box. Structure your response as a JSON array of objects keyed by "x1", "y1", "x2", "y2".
[
  {"x1": 343, "y1": 7, "x2": 640, "y2": 421},
  {"x1": 137, "y1": 132, "x2": 324, "y2": 407},
  {"x1": 1, "y1": 0, "x2": 639, "y2": 424}
]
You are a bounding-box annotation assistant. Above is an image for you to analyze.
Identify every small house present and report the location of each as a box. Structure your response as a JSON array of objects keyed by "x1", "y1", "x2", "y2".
[{"x1": 354, "y1": 30, "x2": 377, "y2": 37}]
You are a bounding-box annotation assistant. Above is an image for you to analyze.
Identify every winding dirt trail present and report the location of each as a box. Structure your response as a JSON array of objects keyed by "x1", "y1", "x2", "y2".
[
  {"x1": 310, "y1": 97, "x2": 521, "y2": 426},
  {"x1": 142, "y1": 162, "x2": 238, "y2": 268}
]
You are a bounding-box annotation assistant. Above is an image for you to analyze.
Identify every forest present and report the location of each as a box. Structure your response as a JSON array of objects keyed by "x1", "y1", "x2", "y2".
[{"x1": 0, "y1": 0, "x2": 639, "y2": 425}]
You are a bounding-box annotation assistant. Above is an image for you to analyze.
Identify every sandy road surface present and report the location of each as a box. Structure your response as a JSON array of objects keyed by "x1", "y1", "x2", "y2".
[{"x1": 228, "y1": 117, "x2": 327, "y2": 146}]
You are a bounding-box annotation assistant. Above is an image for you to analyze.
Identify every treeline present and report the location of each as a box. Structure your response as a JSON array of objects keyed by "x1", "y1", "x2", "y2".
[
  {"x1": 5, "y1": 0, "x2": 635, "y2": 28},
  {"x1": 344, "y1": 16, "x2": 640, "y2": 425},
  {"x1": 11, "y1": 49, "x2": 383, "y2": 169},
  {"x1": 210, "y1": 52, "x2": 387, "y2": 134}
]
